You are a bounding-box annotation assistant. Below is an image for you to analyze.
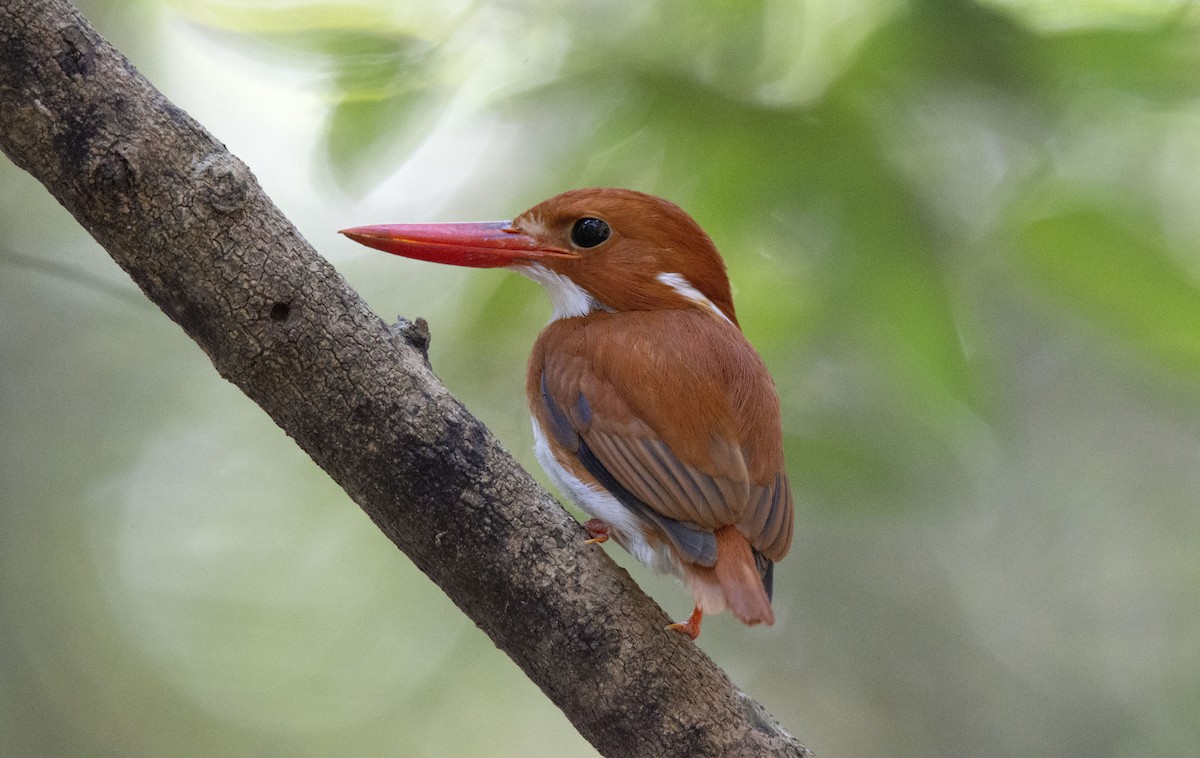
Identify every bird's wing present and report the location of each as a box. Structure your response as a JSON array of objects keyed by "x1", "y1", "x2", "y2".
[{"x1": 533, "y1": 310, "x2": 793, "y2": 564}]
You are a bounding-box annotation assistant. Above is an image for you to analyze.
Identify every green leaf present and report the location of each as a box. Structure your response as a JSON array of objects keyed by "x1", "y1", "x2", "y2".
[
  {"x1": 1020, "y1": 208, "x2": 1200, "y2": 377},
  {"x1": 1044, "y1": 23, "x2": 1200, "y2": 101}
]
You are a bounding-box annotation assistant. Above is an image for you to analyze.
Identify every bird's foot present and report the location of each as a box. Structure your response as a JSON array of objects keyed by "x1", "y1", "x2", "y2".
[
  {"x1": 582, "y1": 518, "x2": 610, "y2": 545},
  {"x1": 666, "y1": 606, "x2": 704, "y2": 640}
]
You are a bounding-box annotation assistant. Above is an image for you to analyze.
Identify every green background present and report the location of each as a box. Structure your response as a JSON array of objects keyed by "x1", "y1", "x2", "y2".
[{"x1": 4, "y1": 0, "x2": 1200, "y2": 755}]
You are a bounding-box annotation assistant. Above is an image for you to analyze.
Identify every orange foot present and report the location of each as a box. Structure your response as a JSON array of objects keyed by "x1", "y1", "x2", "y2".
[
  {"x1": 582, "y1": 518, "x2": 610, "y2": 545},
  {"x1": 666, "y1": 606, "x2": 704, "y2": 640}
]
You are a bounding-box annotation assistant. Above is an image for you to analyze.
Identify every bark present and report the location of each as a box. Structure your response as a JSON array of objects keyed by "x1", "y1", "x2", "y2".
[{"x1": 0, "y1": 1, "x2": 811, "y2": 755}]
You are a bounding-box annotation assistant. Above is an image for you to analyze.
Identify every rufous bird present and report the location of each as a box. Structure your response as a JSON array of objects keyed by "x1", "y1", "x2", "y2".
[{"x1": 341, "y1": 188, "x2": 793, "y2": 639}]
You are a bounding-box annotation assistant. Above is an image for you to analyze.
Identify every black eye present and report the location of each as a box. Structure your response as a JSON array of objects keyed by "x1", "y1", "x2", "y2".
[{"x1": 570, "y1": 217, "x2": 611, "y2": 248}]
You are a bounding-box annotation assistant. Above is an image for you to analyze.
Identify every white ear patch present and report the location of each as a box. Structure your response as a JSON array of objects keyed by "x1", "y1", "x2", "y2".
[{"x1": 656, "y1": 272, "x2": 733, "y2": 325}]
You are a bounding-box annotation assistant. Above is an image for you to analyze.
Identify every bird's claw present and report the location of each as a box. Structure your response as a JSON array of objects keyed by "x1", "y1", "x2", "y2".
[
  {"x1": 582, "y1": 518, "x2": 610, "y2": 545},
  {"x1": 666, "y1": 606, "x2": 704, "y2": 640}
]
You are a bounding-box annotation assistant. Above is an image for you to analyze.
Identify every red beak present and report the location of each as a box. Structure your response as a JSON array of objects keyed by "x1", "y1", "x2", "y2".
[{"x1": 339, "y1": 221, "x2": 575, "y2": 268}]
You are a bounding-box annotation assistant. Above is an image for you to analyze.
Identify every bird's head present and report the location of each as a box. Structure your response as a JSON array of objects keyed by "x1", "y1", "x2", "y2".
[{"x1": 341, "y1": 188, "x2": 738, "y2": 327}]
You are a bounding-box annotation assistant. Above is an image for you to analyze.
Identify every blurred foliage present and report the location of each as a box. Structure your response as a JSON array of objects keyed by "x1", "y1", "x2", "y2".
[
  {"x1": 1021, "y1": 204, "x2": 1200, "y2": 377},
  {"x1": 5, "y1": 0, "x2": 1200, "y2": 756},
  {"x1": 169, "y1": 1, "x2": 449, "y2": 190}
]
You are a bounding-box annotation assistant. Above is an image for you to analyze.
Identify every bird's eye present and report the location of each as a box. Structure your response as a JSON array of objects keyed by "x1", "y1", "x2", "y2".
[{"x1": 570, "y1": 217, "x2": 611, "y2": 249}]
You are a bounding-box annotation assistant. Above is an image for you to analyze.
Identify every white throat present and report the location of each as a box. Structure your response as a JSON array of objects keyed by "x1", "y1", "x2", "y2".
[{"x1": 517, "y1": 263, "x2": 610, "y2": 321}]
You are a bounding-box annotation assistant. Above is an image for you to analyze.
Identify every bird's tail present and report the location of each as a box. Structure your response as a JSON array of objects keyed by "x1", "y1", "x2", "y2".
[{"x1": 686, "y1": 525, "x2": 775, "y2": 626}]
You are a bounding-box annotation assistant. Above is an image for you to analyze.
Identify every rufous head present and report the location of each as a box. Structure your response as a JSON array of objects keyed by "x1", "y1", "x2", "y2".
[{"x1": 341, "y1": 188, "x2": 739, "y2": 327}]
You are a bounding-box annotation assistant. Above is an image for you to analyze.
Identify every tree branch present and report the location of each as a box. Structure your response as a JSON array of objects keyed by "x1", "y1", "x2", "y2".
[{"x1": 0, "y1": 1, "x2": 810, "y2": 755}]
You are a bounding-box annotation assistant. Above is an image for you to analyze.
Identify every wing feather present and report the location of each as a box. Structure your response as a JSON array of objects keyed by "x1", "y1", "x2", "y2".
[{"x1": 576, "y1": 435, "x2": 718, "y2": 566}]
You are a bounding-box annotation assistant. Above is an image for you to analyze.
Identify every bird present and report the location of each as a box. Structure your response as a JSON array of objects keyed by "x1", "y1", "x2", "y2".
[{"x1": 340, "y1": 188, "x2": 793, "y2": 639}]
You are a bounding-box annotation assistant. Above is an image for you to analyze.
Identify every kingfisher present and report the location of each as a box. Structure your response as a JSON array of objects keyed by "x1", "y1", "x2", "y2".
[{"x1": 341, "y1": 188, "x2": 793, "y2": 639}]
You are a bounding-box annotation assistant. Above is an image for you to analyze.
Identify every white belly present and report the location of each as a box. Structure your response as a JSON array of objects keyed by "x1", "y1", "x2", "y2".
[{"x1": 531, "y1": 420, "x2": 679, "y2": 575}]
